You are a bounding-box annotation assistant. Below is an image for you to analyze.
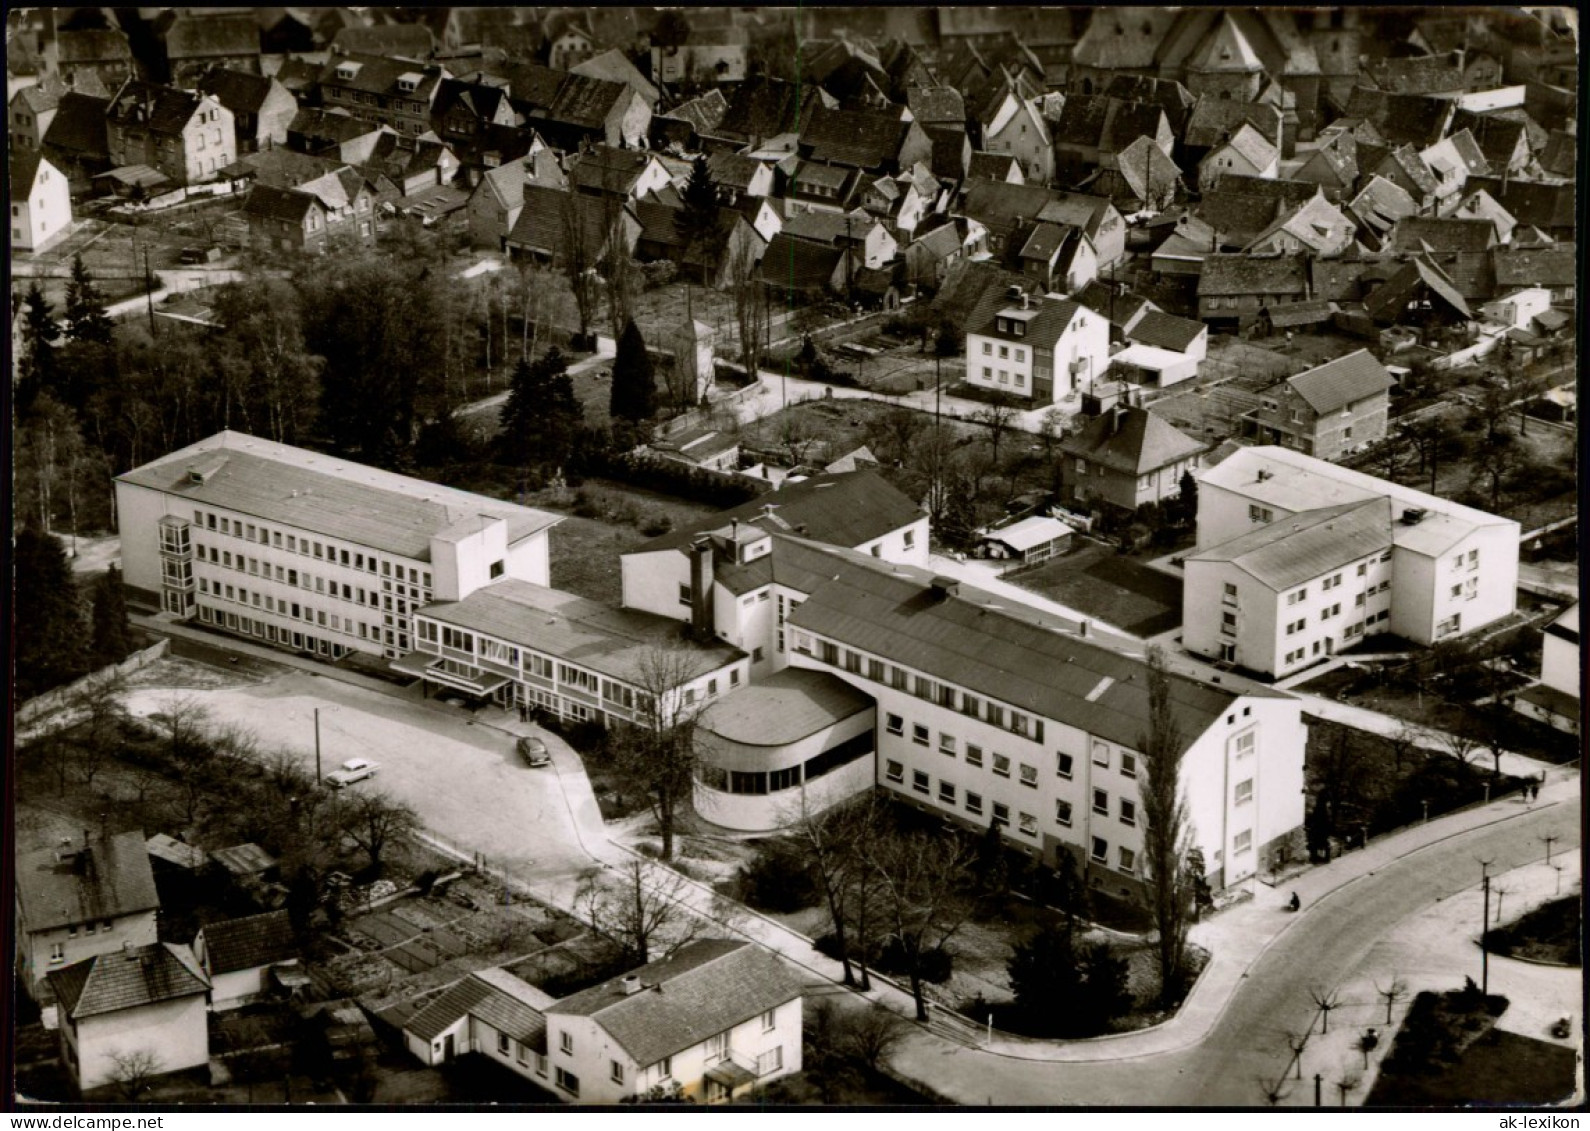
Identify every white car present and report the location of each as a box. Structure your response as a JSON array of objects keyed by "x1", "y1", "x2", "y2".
[{"x1": 325, "y1": 757, "x2": 380, "y2": 788}]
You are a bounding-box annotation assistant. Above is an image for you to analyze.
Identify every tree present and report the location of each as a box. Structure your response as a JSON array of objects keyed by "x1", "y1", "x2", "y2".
[
  {"x1": 338, "y1": 790, "x2": 419, "y2": 875},
  {"x1": 576, "y1": 858, "x2": 701, "y2": 966},
  {"x1": 155, "y1": 694, "x2": 217, "y2": 824},
  {"x1": 1073, "y1": 938, "x2": 1133, "y2": 1031},
  {"x1": 90, "y1": 565, "x2": 134, "y2": 668},
  {"x1": 679, "y1": 155, "x2": 721, "y2": 283},
  {"x1": 106, "y1": 1048, "x2": 162, "y2": 1102},
  {"x1": 211, "y1": 278, "x2": 323, "y2": 443},
  {"x1": 1309, "y1": 984, "x2": 1343, "y2": 1034},
  {"x1": 14, "y1": 526, "x2": 88, "y2": 701},
  {"x1": 1139, "y1": 645, "x2": 1191, "y2": 1006},
  {"x1": 609, "y1": 319, "x2": 657, "y2": 422},
  {"x1": 500, "y1": 347, "x2": 583, "y2": 473},
  {"x1": 652, "y1": 8, "x2": 692, "y2": 48},
  {"x1": 70, "y1": 670, "x2": 128, "y2": 789},
  {"x1": 1471, "y1": 433, "x2": 1525, "y2": 511},
  {"x1": 602, "y1": 645, "x2": 708, "y2": 860},
  {"x1": 728, "y1": 233, "x2": 769, "y2": 379},
  {"x1": 16, "y1": 282, "x2": 62, "y2": 409},
  {"x1": 972, "y1": 394, "x2": 1020, "y2": 463},
  {"x1": 1400, "y1": 414, "x2": 1464, "y2": 493},
  {"x1": 1177, "y1": 469, "x2": 1198, "y2": 523},
  {"x1": 1006, "y1": 918, "x2": 1080, "y2": 1030},
  {"x1": 783, "y1": 792, "x2": 888, "y2": 988},
  {"x1": 64, "y1": 255, "x2": 114, "y2": 345},
  {"x1": 559, "y1": 190, "x2": 602, "y2": 346},
  {"x1": 865, "y1": 826, "x2": 976, "y2": 1021}
]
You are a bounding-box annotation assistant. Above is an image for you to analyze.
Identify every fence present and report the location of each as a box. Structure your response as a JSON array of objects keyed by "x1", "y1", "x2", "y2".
[{"x1": 17, "y1": 637, "x2": 170, "y2": 728}]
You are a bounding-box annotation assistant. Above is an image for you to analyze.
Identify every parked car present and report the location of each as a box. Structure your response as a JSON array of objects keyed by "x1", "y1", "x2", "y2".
[
  {"x1": 516, "y1": 736, "x2": 551, "y2": 767},
  {"x1": 325, "y1": 757, "x2": 380, "y2": 788}
]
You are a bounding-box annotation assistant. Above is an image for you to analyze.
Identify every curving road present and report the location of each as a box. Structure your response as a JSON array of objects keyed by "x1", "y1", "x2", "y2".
[{"x1": 892, "y1": 797, "x2": 1578, "y2": 1106}]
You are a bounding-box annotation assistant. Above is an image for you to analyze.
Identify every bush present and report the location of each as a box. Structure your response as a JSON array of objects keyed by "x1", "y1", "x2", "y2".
[
  {"x1": 738, "y1": 838, "x2": 819, "y2": 912},
  {"x1": 640, "y1": 261, "x2": 677, "y2": 290},
  {"x1": 811, "y1": 933, "x2": 951, "y2": 982},
  {"x1": 583, "y1": 450, "x2": 767, "y2": 507},
  {"x1": 638, "y1": 511, "x2": 673, "y2": 537}
]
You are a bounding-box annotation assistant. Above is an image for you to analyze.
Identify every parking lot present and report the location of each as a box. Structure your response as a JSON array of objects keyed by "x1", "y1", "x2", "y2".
[{"x1": 120, "y1": 666, "x2": 595, "y2": 891}]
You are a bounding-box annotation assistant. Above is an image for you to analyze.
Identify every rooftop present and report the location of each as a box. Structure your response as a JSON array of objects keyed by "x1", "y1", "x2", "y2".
[
  {"x1": 1059, "y1": 407, "x2": 1207, "y2": 475},
  {"x1": 1189, "y1": 499, "x2": 1393, "y2": 590},
  {"x1": 16, "y1": 831, "x2": 160, "y2": 934},
  {"x1": 49, "y1": 943, "x2": 210, "y2": 1021},
  {"x1": 1279, "y1": 349, "x2": 1395, "y2": 415},
  {"x1": 199, "y1": 909, "x2": 297, "y2": 975},
  {"x1": 701, "y1": 666, "x2": 874, "y2": 747},
  {"x1": 117, "y1": 432, "x2": 560, "y2": 563}
]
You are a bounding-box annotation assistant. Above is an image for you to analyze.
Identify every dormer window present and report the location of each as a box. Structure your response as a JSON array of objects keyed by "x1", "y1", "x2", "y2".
[
  {"x1": 336, "y1": 63, "x2": 360, "y2": 81},
  {"x1": 997, "y1": 318, "x2": 1008, "y2": 333}
]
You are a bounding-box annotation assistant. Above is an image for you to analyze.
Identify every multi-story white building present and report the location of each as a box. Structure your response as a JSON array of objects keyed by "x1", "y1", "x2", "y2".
[
  {"x1": 9, "y1": 149, "x2": 73, "y2": 252},
  {"x1": 545, "y1": 940, "x2": 804, "y2": 1104},
  {"x1": 1185, "y1": 446, "x2": 1520, "y2": 679},
  {"x1": 964, "y1": 285, "x2": 1110, "y2": 405},
  {"x1": 105, "y1": 80, "x2": 236, "y2": 186},
  {"x1": 114, "y1": 431, "x2": 561, "y2": 663}
]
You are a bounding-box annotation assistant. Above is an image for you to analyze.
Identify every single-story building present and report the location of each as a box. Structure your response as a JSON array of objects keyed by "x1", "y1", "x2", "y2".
[
  {"x1": 192, "y1": 910, "x2": 301, "y2": 1012},
  {"x1": 982, "y1": 515, "x2": 1073, "y2": 564}
]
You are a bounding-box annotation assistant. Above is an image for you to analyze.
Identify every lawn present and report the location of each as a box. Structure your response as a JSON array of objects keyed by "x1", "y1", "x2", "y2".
[
  {"x1": 1486, "y1": 896, "x2": 1581, "y2": 966},
  {"x1": 1006, "y1": 539, "x2": 1184, "y2": 636}
]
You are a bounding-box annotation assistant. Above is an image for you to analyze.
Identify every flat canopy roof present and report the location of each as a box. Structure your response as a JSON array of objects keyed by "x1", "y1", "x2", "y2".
[
  {"x1": 700, "y1": 667, "x2": 873, "y2": 747},
  {"x1": 987, "y1": 515, "x2": 1074, "y2": 552}
]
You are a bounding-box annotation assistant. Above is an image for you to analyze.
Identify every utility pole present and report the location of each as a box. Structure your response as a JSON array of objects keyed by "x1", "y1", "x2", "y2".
[
  {"x1": 1541, "y1": 833, "x2": 1559, "y2": 866},
  {"x1": 1313, "y1": 1074, "x2": 1322, "y2": 1108},
  {"x1": 314, "y1": 706, "x2": 323, "y2": 783},
  {"x1": 1479, "y1": 857, "x2": 1493, "y2": 995},
  {"x1": 144, "y1": 247, "x2": 156, "y2": 336}
]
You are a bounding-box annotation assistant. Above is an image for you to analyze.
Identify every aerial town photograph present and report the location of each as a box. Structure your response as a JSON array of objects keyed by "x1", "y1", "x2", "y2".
[{"x1": 5, "y1": 3, "x2": 1581, "y2": 1116}]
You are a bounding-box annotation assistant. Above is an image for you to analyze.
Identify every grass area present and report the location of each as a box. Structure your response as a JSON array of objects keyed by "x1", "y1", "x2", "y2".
[
  {"x1": 1486, "y1": 895, "x2": 1581, "y2": 966},
  {"x1": 758, "y1": 1066, "x2": 940, "y2": 1106},
  {"x1": 1368, "y1": 989, "x2": 1576, "y2": 1107},
  {"x1": 1006, "y1": 539, "x2": 1184, "y2": 635}
]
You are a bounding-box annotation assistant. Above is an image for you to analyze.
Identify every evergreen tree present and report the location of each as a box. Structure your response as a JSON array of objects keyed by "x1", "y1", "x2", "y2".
[
  {"x1": 1073, "y1": 940, "x2": 1133, "y2": 1032},
  {"x1": 679, "y1": 155, "x2": 721, "y2": 281},
  {"x1": 500, "y1": 348, "x2": 583, "y2": 471},
  {"x1": 1006, "y1": 919, "x2": 1080, "y2": 1029},
  {"x1": 16, "y1": 283, "x2": 62, "y2": 410},
  {"x1": 500, "y1": 356, "x2": 546, "y2": 467},
  {"x1": 609, "y1": 320, "x2": 656, "y2": 422},
  {"x1": 90, "y1": 565, "x2": 133, "y2": 668},
  {"x1": 64, "y1": 255, "x2": 114, "y2": 345},
  {"x1": 15, "y1": 527, "x2": 89, "y2": 700},
  {"x1": 1177, "y1": 468, "x2": 1198, "y2": 525}
]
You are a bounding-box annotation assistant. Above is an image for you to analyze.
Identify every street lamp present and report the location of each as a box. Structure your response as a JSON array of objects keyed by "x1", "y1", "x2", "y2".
[{"x1": 310, "y1": 705, "x2": 338, "y2": 783}]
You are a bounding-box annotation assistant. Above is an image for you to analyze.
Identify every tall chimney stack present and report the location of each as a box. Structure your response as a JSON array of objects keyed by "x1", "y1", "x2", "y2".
[{"x1": 688, "y1": 536, "x2": 716, "y2": 641}]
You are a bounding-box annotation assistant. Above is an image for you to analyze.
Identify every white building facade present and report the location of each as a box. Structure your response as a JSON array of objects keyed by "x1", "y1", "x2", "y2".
[
  {"x1": 965, "y1": 290, "x2": 1111, "y2": 405},
  {"x1": 10, "y1": 151, "x2": 72, "y2": 252}
]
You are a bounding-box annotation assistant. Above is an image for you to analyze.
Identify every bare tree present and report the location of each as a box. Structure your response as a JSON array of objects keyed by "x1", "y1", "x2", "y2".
[
  {"x1": 1308, "y1": 985, "x2": 1343, "y2": 1034},
  {"x1": 1139, "y1": 645, "x2": 1191, "y2": 1005},
  {"x1": 558, "y1": 191, "x2": 602, "y2": 345},
  {"x1": 575, "y1": 858, "x2": 702, "y2": 966},
  {"x1": 1471, "y1": 433, "x2": 1527, "y2": 512},
  {"x1": 604, "y1": 645, "x2": 712, "y2": 861},
  {"x1": 154, "y1": 694, "x2": 217, "y2": 824},
  {"x1": 337, "y1": 790, "x2": 420, "y2": 876},
  {"x1": 972, "y1": 393, "x2": 1021, "y2": 463},
  {"x1": 782, "y1": 792, "x2": 888, "y2": 988},
  {"x1": 728, "y1": 235, "x2": 769, "y2": 380},
  {"x1": 107, "y1": 1048, "x2": 162, "y2": 1102},
  {"x1": 1438, "y1": 727, "x2": 1482, "y2": 768},
  {"x1": 1284, "y1": 1028, "x2": 1310, "y2": 1079},
  {"x1": 1375, "y1": 976, "x2": 1409, "y2": 1025},
  {"x1": 815, "y1": 997, "x2": 910, "y2": 1071},
  {"x1": 1334, "y1": 1071, "x2": 1360, "y2": 1107},
  {"x1": 864, "y1": 826, "x2": 976, "y2": 1021},
  {"x1": 1258, "y1": 1071, "x2": 1293, "y2": 1106}
]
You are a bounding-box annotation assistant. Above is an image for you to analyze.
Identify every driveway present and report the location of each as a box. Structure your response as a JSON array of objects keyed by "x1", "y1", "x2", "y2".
[{"x1": 121, "y1": 670, "x2": 591, "y2": 887}]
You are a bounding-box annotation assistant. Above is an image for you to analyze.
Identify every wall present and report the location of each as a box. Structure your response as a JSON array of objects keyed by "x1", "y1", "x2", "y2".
[
  {"x1": 1541, "y1": 626, "x2": 1578, "y2": 698},
  {"x1": 73, "y1": 993, "x2": 209, "y2": 1091},
  {"x1": 471, "y1": 1015, "x2": 548, "y2": 1084},
  {"x1": 429, "y1": 517, "x2": 508, "y2": 602},
  {"x1": 621, "y1": 548, "x2": 691, "y2": 621},
  {"x1": 693, "y1": 706, "x2": 875, "y2": 832},
  {"x1": 208, "y1": 966, "x2": 265, "y2": 1011},
  {"x1": 18, "y1": 638, "x2": 170, "y2": 728},
  {"x1": 22, "y1": 911, "x2": 160, "y2": 1002}
]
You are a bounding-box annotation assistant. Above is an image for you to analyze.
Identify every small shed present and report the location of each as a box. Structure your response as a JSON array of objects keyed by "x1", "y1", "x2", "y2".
[
  {"x1": 983, "y1": 515, "x2": 1073, "y2": 564},
  {"x1": 210, "y1": 843, "x2": 278, "y2": 878},
  {"x1": 146, "y1": 833, "x2": 208, "y2": 873}
]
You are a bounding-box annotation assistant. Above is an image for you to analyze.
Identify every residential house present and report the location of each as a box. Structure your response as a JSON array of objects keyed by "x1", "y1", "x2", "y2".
[
  {"x1": 1012, "y1": 222, "x2": 1096, "y2": 293},
  {"x1": 1344, "y1": 88, "x2": 1454, "y2": 149},
  {"x1": 966, "y1": 151, "x2": 1023, "y2": 185},
  {"x1": 1478, "y1": 287, "x2": 1553, "y2": 333},
  {"x1": 1291, "y1": 130, "x2": 1360, "y2": 201},
  {"x1": 329, "y1": 23, "x2": 436, "y2": 61},
  {"x1": 1515, "y1": 603, "x2": 1579, "y2": 734},
  {"x1": 10, "y1": 151, "x2": 73, "y2": 253},
  {"x1": 546, "y1": 940, "x2": 803, "y2": 1104},
  {"x1": 41, "y1": 92, "x2": 112, "y2": 196},
  {"x1": 49, "y1": 944, "x2": 211, "y2": 1093},
  {"x1": 1079, "y1": 135, "x2": 1183, "y2": 214},
  {"x1": 1467, "y1": 177, "x2": 1576, "y2": 241},
  {"x1": 964, "y1": 285, "x2": 1110, "y2": 404},
  {"x1": 196, "y1": 68, "x2": 297, "y2": 154},
  {"x1": 286, "y1": 108, "x2": 389, "y2": 159},
  {"x1": 959, "y1": 180, "x2": 1126, "y2": 267},
  {"x1": 980, "y1": 88, "x2": 1053, "y2": 185},
  {"x1": 529, "y1": 73, "x2": 651, "y2": 152},
  {"x1": 651, "y1": 24, "x2": 750, "y2": 87},
  {"x1": 786, "y1": 160, "x2": 861, "y2": 215},
  {"x1": 106, "y1": 81, "x2": 237, "y2": 186},
  {"x1": 651, "y1": 428, "x2": 741, "y2": 473},
  {"x1": 1362, "y1": 256, "x2": 1473, "y2": 327},
  {"x1": 357, "y1": 132, "x2": 460, "y2": 198},
  {"x1": 15, "y1": 830, "x2": 161, "y2": 1003},
  {"x1": 1198, "y1": 122, "x2": 1281, "y2": 193},
  {"x1": 242, "y1": 171, "x2": 377, "y2": 254},
  {"x1": 1115, "y1": 310, "x2": 1209, "y2": 388},
  {"x1": 191, "y1": 910, "x2": 300, "y2": 1012},
  {"x1": 634, "y1": 200, "x2": 767, "y2": 289},
  {"x1": 1075, "y1": 280, "x2": 1155, "y2": 340},
  {"x1": 403, "y1": 967, "x2": 554, "y2": 1079},
  {"x1": 1419, "y1": 129, "x2": 1491, "y2": 214},
  {"x1": 1449, "y1": 108, "x2": 1534, "y2": 176},
  {"x1": 317, "y1": 54, "x2": 448, "y2": 139},
  {"x1": 545, "y1": 15, "x2": 596, "y2": 71},
  {"x1": 1185, "y1": 445, "x2": 1520, "y2": 677},
  {"x1": 901, "y1": 221, "x2": 967, "y2": 291},
  {"x1": 568, "y1": 145, "x2": 671, "y2": 203},
  {"x1": 1146, "y1": 211, "x2": 1221, "y2": 277},
  {"x1": 1451, "y1": 189, "x2": 1518, "y2": 245},
  {"x1": 799, "y1": 103, "x2": 931, "y2": 176},
  {"x1": 1363, "y1": 52, "x2": 1468, "y2": 96},
  {"x1": 1366, "y1": 144, "x2": 1442, "y2": 214},
  {"x1": 1196, "y1": 255, "x2": 1308, "y2": 323},
  {"x1": 1059, "y1": 406, "x2": 1206, "y2": 514},
  {"x1": 709, "y1": 77, "x2": 828, "y2": 148},
  {"x1": 429, "y1": 74, "x2": 520, "y2": 156},
  {"x1": 572, "y1": 49, "x2": 660, "y2": 109},
  {"x1": 1050, "y1": 94, "x2": 1174, "y2": 180},
  {"x1": 467, "y1": 152, "x2": 549, "y2": 249},
  {"x1": 1193, "y1": 174, "x2": 1323, "y2": 249},
  {"x1": 113, "y1": 431, "x2": 560, "y2": 662},
  {"x1": 9, "y1": 81, "x2": 63, "y2": 151},
  {"x1": 1242, "y1": 192, "x2": 1357, "y2": 257},
  {"x1": 1245, "y1": 349, "x2": 1395, "y2": 461},
  {"x1": 781, "y1": 209, "x2": 897, "y2": 271},
  {"x1": 48, "y1": 28, "x2": 135, "y2": 93},
  {"x1": 505, "y1": 180, "x2": 639, "y2": 263},
  {"x1": 162, "y1": 11, "x2": 261, "y2": 86},
  {"x1": 1182, "y1": 97, "x2": 1285, "y2": 164},
  {"x1": 759, "y1": 234, "x2": 847, "y2": 299},
  {"x1": 705, "y1": 151, "x2": 776, "y2": 205},
  {"x1": 1346, "y1": 175, "x2": 1420, "y2": 249}
]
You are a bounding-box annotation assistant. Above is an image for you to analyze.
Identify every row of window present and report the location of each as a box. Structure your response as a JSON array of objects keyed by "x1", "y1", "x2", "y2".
[
  {"x1": 1284, "y1": 551, "x2": 1394, "y2": 604},
  {"x1": 191, "y1": 509, "x2": 431, "y2": 588},
  {"x1": 886, "y1": 714, "x2": 1141, "y2": 783},
  {"x1": 195, "y1": 543, "x2": 426, "y2": 613},
  {"x1": 981, "y1": 342, "x2": 1028, "y2": 363},
  {"x1": 981, "y1": 366, "x2": 1028, "y2": 390},
  {"x1": 199, "y1": 581, "x2": 383, "y2": 642},
  {"x1": 197, "y1": 604, "x2": 369, "y2": 655}
]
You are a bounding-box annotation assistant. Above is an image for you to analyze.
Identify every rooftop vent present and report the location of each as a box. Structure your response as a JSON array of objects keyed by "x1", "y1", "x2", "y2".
[
  {"x1": 1256, "y1": 469, "x2": 1272, "y2": 482},
  {"x1": 621, "y1": 974, "x2": 643, "y2": 996},
  {"x1": 1401, "y1": 508, "x2": 1427, "y2": 525},
  {"x1": 929, "y1": 576, "x2": 960, "y2": 598}
]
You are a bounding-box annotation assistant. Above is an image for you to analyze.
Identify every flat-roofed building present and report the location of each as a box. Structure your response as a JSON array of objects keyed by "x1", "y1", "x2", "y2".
[
  {"x1": 114, "y1": 431, "x2": 560, "y2": 663},
  {"x1": 1185, "y1": 446, "x2": 1520, "y2": 678}
]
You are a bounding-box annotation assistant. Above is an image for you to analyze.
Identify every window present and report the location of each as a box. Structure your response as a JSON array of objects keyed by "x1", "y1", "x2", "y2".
[
  {"x1": 966, "y1": 744, "x2": 983, "y2": 768},
  {"x1": 50, "y1": 942, "x2": 65, "y2": 964},
  {"x1": 966, "y1": 791, "x2": 984, "y2": 815},
  {"x1": 1057, "y1": 752, "x2": 1074, "y2": 778},
  {"x1": 1091, "y1": 837, "x2": 1108, "y2": 863},
  {"x1": 912, "y1": 770, "x2": 930, "y2": 794},
  {"x1": 912, "y1": 724, "x2": 930, "y2": 747},
  {"x1": 757, "y1": 1047, "x2": 784, "y2": 1075},
  {"x1": 1221, "y1": 611, "x2": 1237, "y2": 632},
  {"x1": 498, "y1": 1032, "x2": 511, "y2": 1054},
  {"x1": 556, "y1": 1068, "x2": 580, "y2": 1096},
  {"x1": 1235, "y1": 731, "x2": 1256, "y2": 755},
  {"x1": 886, "y1": 714, "x2": 904, "y2": 736},
  {"x1": 1249, "y1": 505, "x2": 1274, "y2": 524},
  {"x1": 1119, "y1": 798, "x2": 1137, "y2": 826},
  {"x1": 983, "y1": 342, "x2": 992, "y2": 356},
  {"x1": 992, "y1": 754, "x2": 1011, "y2": 777},
  {"x1": 1019, "y1": 763, "x2": 1038, "y2": 788},
  {"x1": 1119, "y1": 753, "x2": 1137, "y2": 778},
  {"x1": 679, "y1": 583, "x2": 692, "y2": 606},
  {"x1": 1234, "y1": 830, "x2": 1253, "y2": 854},
  {"x1": 1118, "y1": 846, "x2": 1136, "y2": 873},
  {"x1": 1223, "y1": 581, "x2": 1238, "y2": 603},
  {"x1": 1436, "y1": 614, "x2": 1460, "y2": 638},
  {"x1": 939, "y1": 780, "x2": 956, "y2": 803},
  {"x1": 939, "y1": 733, "x2": 956, "y2": 756},
  {"x1": 1018, "y1": 812, "x2": 1038, "y2": 837},
  {"x1": 560, "y1": 1031, "x2": 573, "y2": 1055},
  {"x1": 1092, "y1": 740, "x2": 1109, "y2": 768},
  {"x1": 1093, "y1": 788, "x2": 1109, "y2": 815},
  {"x1": 1235, "y1": 778, "x2": 1254, "y2": 805},
  {"x1": 657, "y1": 1056, "x2": 671, "y2": 1079},
  {"x1": 992, "y1": 802, "x2": 1010, "y2": 829},
  {"x1": 610, "y1": 1060, "x2": 624, "y2": 1084},
  {"x1": 885, "y1": 760, "x2": 904, "y2": 783},
  {"x1": 903, "y1": 529, "x2": 915, "y2": 549}
]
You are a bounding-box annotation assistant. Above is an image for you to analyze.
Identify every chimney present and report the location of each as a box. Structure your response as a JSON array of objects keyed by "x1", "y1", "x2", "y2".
[
  {"x1": 1256, "y1": 469, "x2": 1271, "y2": 482},
  {"x1": 621, "y1": 974, "x2": 643, "y2": 996},
  {"x1": 1022, "y1": 292, "x2": 1031, "y2": 310},
  {"x1": 1079, "y1": 619, "x2": 1089, "y2": 636},
  {"x1": 689, "y1": 536, "x2": 716, "y2": 641},
  {"x1": 930, "y1": 576, "x2": 960, "y2": 599}
]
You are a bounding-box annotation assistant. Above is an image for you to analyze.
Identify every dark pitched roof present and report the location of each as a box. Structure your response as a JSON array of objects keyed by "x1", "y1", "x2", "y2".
[
  {"x1": 1129, "y1": 309, "x2": 1205, "y2": 352},
  {"x1": 1538, "y1": 130, "x2": 1576, "y2": 178},
  {"x1": 200, "y1": 910, "x2": 297, "y2": 975},
  {"x1": 1390, "y1": 216, "x2": 1497, "y2": 254},
  {"x1": 568, "y1": 145, "x2": 655, "y2": 195},
  {"x1": 196, "y1": 67, "x2": 279, "y2": 114},
  {"x1": 1375, "y1": 144, "x2": 1439, "y2": 198},
  {"x1": 107, "y1": 81, "x2": 205, "y2": 135},
  {"x1": 667, "y1": 89, "x2": 728, "y2": 135},
  {"x1": 42, "y1": 91, "x2": 111, "y2": 156},
  {"x1": 406, "y1": 972, "x2": 548, "y2": 1046},
  {"x1": 549, "y1": 940, "x2": 804, "y2": 1067},
  {"x1": 546, "y1": 72, "x2": 631, "y2": 128},
  {"x1": 705, "y1": 150, "x2": 764, "y2": 192},
  {"x1": 57, "y1": 27, "x2": 133, "y2": 65},
  {"x1": 16, "y1": 831, "x2": 160, "y2": 933},
  {"x1": 643, "y1": 471, "x2": 919, "y2": 559},
  {"x1": 244, "y1": 182, "x2": 321, "y2": 223},
  {"x1": 1450, "y1": 109, "x2": 1529, "y2": 169},
  {"x1": 1183, "y1": 97, "x2": 1282, "y2": 149},
  {"x1": 1309, "y1": 258, "x2": 1374, "y2": 304},
  {"x1": 50, "y1": 943, "x2": 209, "y2": 1021},
  {"x1": 330, "y1": 23, "x2": 435, "y2": 59},
  {"x1": 1363, "y1": 256, "x2": 1472, "y2": 322},
  {"x1": 432, "y1": 77, "x2": 514, "y2": 125},
  {"x1": 165, "y1": 12, "x2": 261, "y2": 60},
  {"x1": 1280, "y1": 349, "x2": 1395, "y2": 414},
  {"x1": 318, "y1": 52, "x2": 444, "y2": 100},
  {"x1": 1191, "y1": 499, "x2": 1394, "y2": 589},
  {"x1": 1059, "y1": 408, "x2": 1205, "y2": 475},
  {"x1": 10, "y1": 150, "x2": 45, "y2": 201},
  {"x1": 1197, "y1": 254, "x2": 1308, "y2": 298},
  {"x1": 801, "y1": 103, "x2": 914, "y2": 170},
  {"x1": 1468, "y1": 176, "x2": 1576, "y2": 233},
  {"x1": 966, "y1": 151, "x2": 1020, "y2": 182},
  {"x1": 782, "y1": 538, "x2": 1267, "y2": 755},
  {"x1": 966, "y1": 288, "x2": 1086, "y2": 350},
  {"x1": 717, "y1": 77, "x2": 822, "y2": 142},
  {"x1": 1364, "y1": 52, "x2": 1466, "y2": 94},
  {"x1": 1344, "y1": 88, "x2": 1453, "y2": 147},
  {"x1": 1195, "y1": 177, "x2": 1321, "y2": 244},
  {"x1": 760, "y1": 231, "x2": 844, "y2": 290},
  {"x1": 507, "y1": 183, "x2": 630, "y2": 260},
  {"x1": 1493, "y1": 244, "x2": 1576, "y2": 289},
  {"x1": 906, "y1": 84, "x2": 965, "y2": 126}
]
